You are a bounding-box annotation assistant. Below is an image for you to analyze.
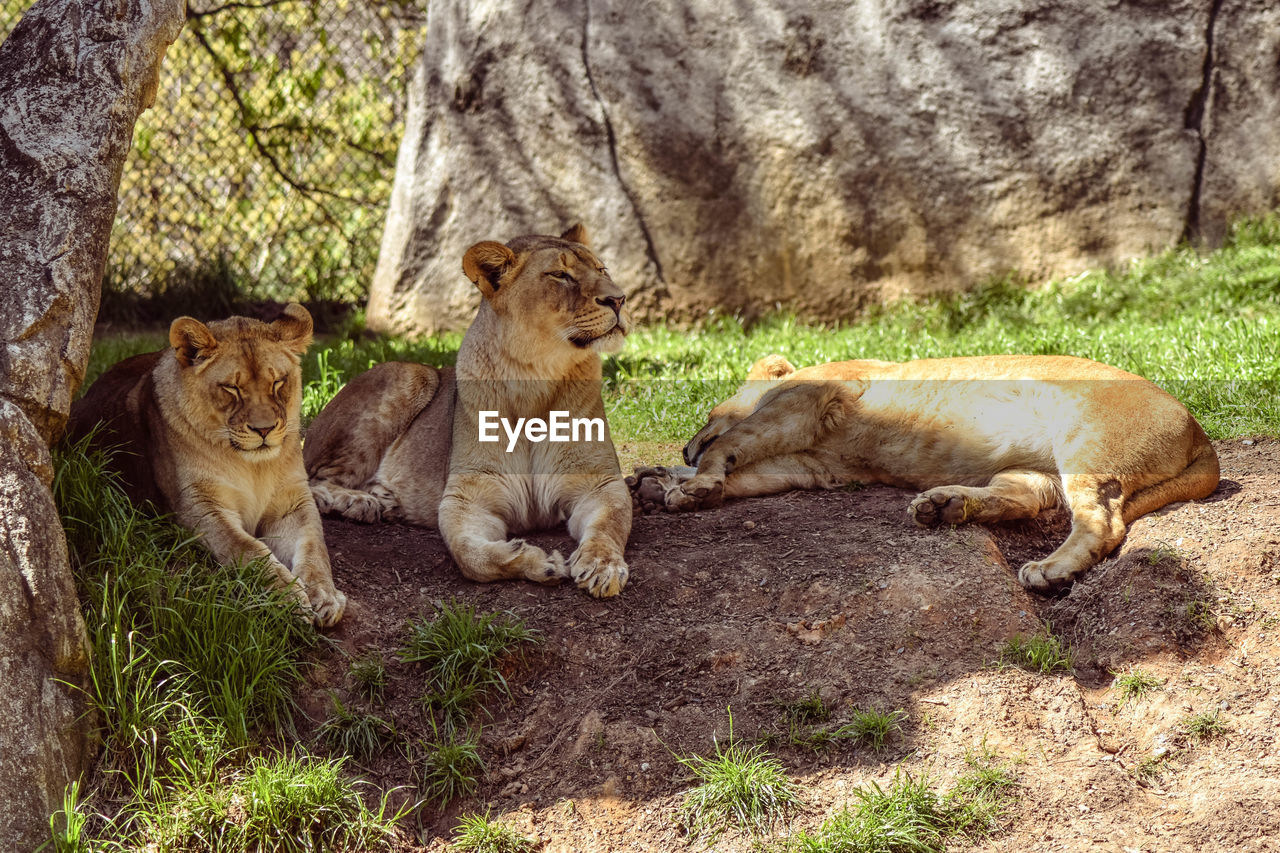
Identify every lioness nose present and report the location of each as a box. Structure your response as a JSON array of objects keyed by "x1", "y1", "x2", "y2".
[
  {"x1": 250, "y1": 423, "x2": 275, "y2": 438},
  {"x1": 596, "y1": 294, "x2": 625, "y2": 314}
]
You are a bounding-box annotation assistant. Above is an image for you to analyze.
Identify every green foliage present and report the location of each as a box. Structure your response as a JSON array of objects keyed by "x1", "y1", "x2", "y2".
[
  {"x1": 1180, "y1": 708, "x2": 1230, "y2": 742},
  {"x1": 1111, "y1": 668, "x2": 1165, "y2": 704},
  {"x1": 677, "y1": 715, "x2": 802, "y2": 840},
  {"x1": 998, "y1": 626, "x2": 1074, "y2": 675},
  {"x1": 834, "y1": 708, "x2": 910, "y2": 752},
  {"x1": 401, "y1": 601, "x2": 538, "y2": 730},
  {"x1": 47, "y1": 781, "x2": 89, "y2": 853},
  {"x1": 145, "y1": 751, "x2": 408, "y2": 852},
  {"x1": 317, "y1": 694, "x2": 395, "y2": 761},
  {"x1": 415, "y1": 724, "x2": 484, "y2": 807},
  {"x1": 784, "y1": 760, "x2": 1019, "y2": 853},
  {"x1": 102, "y1": 1, "x2": 428, "y2": 308},
  {"x1": 51, "y1": 436, "x2": 405, "y2": 848},
  {"x1": 452, "y1": 811, "x2": 537, "y2": 853},
  {"x1": 349, "y1": 652, "x2": 390, "y2": 704}
]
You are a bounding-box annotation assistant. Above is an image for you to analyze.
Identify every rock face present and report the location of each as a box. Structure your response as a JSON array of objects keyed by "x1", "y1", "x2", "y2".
[
  {"x1": 0, "y1": 1, "x2": 185, "y2": 849},
  {"x1": 368, "y1": 0, "x2": 1280, "y2": 335}
]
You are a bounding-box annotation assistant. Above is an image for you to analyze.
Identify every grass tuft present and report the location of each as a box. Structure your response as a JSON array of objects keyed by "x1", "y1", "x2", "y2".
[
  {"x1": 999, "y1": 626, "x2": 1074, "y2": 674},
  {"x1": 677, "y1": 714, "x2": 802, "y2": 840},
  {"x1": 1180, "y1": 708, "x2": 1230, "y2": 742},
  {"x1": 317, "y1": 694, "x2": 395, "y2": 761},
  {"x1": 415, "y1": 723, "x2": 484, "y2": 807},
  {"x1": 1111, "y1": 668, "x2": 1165, "y2": 704},
  {"x1": 834, "y1": 707, "x2": 910, "y2": 752},
  {"x1": 452, "y1": 810, "x2": 537, "y2": 853},
  {"x1": 401, "y1": 601, "x2": 538, "y2": 729}
]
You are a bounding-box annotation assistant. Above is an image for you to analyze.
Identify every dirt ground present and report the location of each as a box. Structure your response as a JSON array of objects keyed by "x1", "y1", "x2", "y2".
[{"x1": 309, "y1": 438, "x2": 1280, "y2": 852}]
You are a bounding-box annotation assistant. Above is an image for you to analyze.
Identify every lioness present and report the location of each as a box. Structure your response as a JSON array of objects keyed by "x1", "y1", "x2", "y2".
[
  {"x1": 67, "y1": 304, "x2": 347, "y2": 626},
  {"x1": 630, "y1": 354, "x2": 1220, "y2": 591},
  {"x1": 305, "y1": 225, "x2": 632, "y2": 598}
]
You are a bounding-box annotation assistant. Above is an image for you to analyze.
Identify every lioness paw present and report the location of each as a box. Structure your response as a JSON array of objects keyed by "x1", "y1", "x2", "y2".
[
  {"x1": 1018, "y1": 558, "x2": 1079, "y2": 593},
  {"x1": 627, "y1": 465, "x2": 691, "y2": 514},
  {"x1": 669, "y1": 475, "x2": 724, "y2": 512},
  {"x1": 569, "y1": 545, "x2": 629, "y2": 598},
  {"x1": 307, "y1": 585, "x2": 347, "y2": 628},
  {"x1": 908, "y1": 489, "x2": 975, "y2": 527}
]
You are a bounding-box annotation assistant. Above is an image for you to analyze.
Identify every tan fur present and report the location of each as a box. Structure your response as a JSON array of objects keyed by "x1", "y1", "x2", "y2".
[
  {"x1": 67, "y1": 304, "x2": 346, "y2": 626},
  {"x1": 631, "y1": 354, "x2": 1220, "y2": 591},
  {"x1": 304, "y1": 225, "x2": 633, "y2": 598}
]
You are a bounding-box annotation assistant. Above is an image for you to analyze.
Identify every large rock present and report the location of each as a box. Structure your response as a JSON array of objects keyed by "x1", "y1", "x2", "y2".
[
  {"x1": 0, "y1": 1, "x2": 185, "y2": 849},
  {"x1": 368, "y1": 0, "x2": 1280, "y2": 334}
]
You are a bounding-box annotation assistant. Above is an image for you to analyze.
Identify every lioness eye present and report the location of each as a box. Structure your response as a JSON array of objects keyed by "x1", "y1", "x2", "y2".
[
  {"x1": 220, "y1": 384, "x2": 241, "y2": 400},
  {"x1": 272, "y1": 377, "x2": 286, "y2": 393},
  {"x1": 549, "y1": 270, "x2": 574, "y2": 283}
]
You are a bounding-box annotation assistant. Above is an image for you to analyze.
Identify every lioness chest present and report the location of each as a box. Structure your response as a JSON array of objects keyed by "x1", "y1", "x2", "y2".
[{"x1": 173, "y1": 447, "x2": 303, "y2": 534}]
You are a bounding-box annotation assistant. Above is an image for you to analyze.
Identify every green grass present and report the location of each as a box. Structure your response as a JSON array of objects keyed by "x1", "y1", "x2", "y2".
[
  {"x1": 1111, "y1": 668, "x2": 1166, "y2": 704},
  {"x1": 415, "y1": 724, "x2": 484, "y2": 807},
  {"x1": 676, "y1": 716, "x2": 803, "y2": 841},
  {"x1": 317, "y1": 694, "x2": 395, "y2": 761},
  {"x1": 834, "y1": 708, "x2": 910, "y2": 753},
  {"x1": 401, "y1": 601, "x2": 538, "y2": 730},
  {"x1": 51, "y1": 436, "x2": 406, "y2": 848},
  {"x1": 998, "y1": 626, "x2": 1074, "y2": 675},
  {"x1": 452, "y1": 811, "x2": 537, "y2": 853},
  {"x1": 1180, "y1": 708, "x2": 1230, "y2": 742},
  {"x1": 785, "y1": 758, "x2": 1019, "y2": 852},
  {"x1": 349, "y1": 652, "x2": 390, "y2": 704}
]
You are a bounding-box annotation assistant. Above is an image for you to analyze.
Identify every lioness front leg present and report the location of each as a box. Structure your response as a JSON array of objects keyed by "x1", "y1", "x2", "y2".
[
  {"x1": 438, "y1": 491, "x2": 571, "y2": 587},
  {"x1": 565, "y1": 479, "x2": 631, "y2": 598},
  {"x1": 670, "y1": 382, "x2": 856, "y2": 511},
  {"x1": 260, "y1": 497, "x2": 347, "y2": 627},
  {"x1": 185, "y1": 498, "x2": 315, "y2": 618},
  {"x1": 1018, "y1": 474, "x2": 1127, "y2": 592},
  {"x1": 909, "y1": 469, "x2": 1060, "y2": 527}
]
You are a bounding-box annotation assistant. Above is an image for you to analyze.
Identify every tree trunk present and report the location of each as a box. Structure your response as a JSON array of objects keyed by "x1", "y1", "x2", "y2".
[{"x1": 0, "y1": 1, "x2": 184, "y2": 849}]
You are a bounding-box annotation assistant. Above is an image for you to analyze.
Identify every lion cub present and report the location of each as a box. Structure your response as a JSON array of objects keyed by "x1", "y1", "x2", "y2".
[
  {"x1": 632, "y1": 353, "x2": 1220, "y2": 591},
  {"x1": 67, "y1": 304, "x2": 346, "y2": 626},
  {"x1": 305, "y1": 225, "x2": 632, "y2": 598}
]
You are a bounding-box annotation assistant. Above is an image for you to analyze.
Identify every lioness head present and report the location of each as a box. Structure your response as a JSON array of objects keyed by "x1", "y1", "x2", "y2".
[
  {"x1": 683, "y1": 354, "x2": 797, "y2": 466},
  {"x1": 462, "y1": 224, "x2": 629, "y2": 358},
  {"x1": 168, "y1": 303, "x2": 313, "y2": 458}
]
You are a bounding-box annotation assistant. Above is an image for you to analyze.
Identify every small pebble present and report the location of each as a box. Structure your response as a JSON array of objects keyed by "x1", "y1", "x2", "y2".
[{"x1": 743, "y1": 520, "x2": 756, "y2": 530}]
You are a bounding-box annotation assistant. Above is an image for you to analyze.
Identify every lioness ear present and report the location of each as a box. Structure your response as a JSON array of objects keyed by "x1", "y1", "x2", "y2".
[
  {"x1": 462, "y1": 241, "x2": 516, "y2": 299},
  {"x1": 559, "y1": 223, "x2": 589, "y2": 247},
  {"x1": 272, "y1": 303, "x2": 313, "y2": 355},
  {"x1": 169, "y1": 317, "x2": 218, "y2": 367},
  {"x1": 747, "y1": 354, "x2": 796, "y2": 380}
]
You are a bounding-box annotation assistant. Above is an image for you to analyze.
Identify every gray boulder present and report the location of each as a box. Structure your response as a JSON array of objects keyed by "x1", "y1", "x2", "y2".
[
  {"x1": 367, "y1": 0, "x2": 1279, "y2": 334},
  {"x1": 0, "y1": 0, "x2": 185, "y2": 849}
]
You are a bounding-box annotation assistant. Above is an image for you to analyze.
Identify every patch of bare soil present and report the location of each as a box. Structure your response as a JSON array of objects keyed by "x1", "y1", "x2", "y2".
[{"x1": 311, "y1": 440, "x2": 1280, "y2": 852}]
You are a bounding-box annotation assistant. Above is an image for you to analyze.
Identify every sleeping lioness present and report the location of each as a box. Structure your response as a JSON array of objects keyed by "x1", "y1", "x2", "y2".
[
  {"x1": 67, "y1": 304, "x2": 346, "y2": 626},
  {"x1": 305, "y1": 225, "x2": 632, "y2": 598},
  {"x1": 630, "y1": 354, "x2": 1220, "y2": 591}
]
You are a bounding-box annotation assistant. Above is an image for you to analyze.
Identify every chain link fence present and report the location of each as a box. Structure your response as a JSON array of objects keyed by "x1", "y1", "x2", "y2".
[{"x1": 1, "y1": 0, "x2": 427, "y2": 318}]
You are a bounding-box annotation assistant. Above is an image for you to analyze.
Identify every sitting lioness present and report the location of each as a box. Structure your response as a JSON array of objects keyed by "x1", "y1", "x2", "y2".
[
  {"x1": 630, "y1": 354, "x2": 1220, "y2": 591},
  {"x1": 304, "y1": 225, "x2": 632, "y2": 598},
  {"x1": 67, "y1": 304, "x2": 347, "y2": 626}
]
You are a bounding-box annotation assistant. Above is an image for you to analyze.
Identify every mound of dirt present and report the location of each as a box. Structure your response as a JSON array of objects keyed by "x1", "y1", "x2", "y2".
[{"x1": 313, "y1": 439, "x2": 1280, "y2": 851}]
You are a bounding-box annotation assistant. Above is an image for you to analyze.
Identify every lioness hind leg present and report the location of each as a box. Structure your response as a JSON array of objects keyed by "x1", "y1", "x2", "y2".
[
  {"x1": 1018, "y1": 474, "x2": 1127, "y2": 592},
  {"x1": 909, "y1": 469, "x2": 1060, "y2": 528},
  {"x1": 309, "y1": 479, "x2": 398, "y2": 523}
]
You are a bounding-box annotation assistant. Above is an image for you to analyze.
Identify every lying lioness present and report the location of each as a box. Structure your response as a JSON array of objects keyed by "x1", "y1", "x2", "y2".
[
  {"x1": 630, "y1": 354, "x2": 1220, "y2": 591},
  {"x1": 305, "y1": 225, "x2": 632, "y2": 597},
  {"x1": 67, "y1": 304, "x2": 346, "y2": 626}
]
